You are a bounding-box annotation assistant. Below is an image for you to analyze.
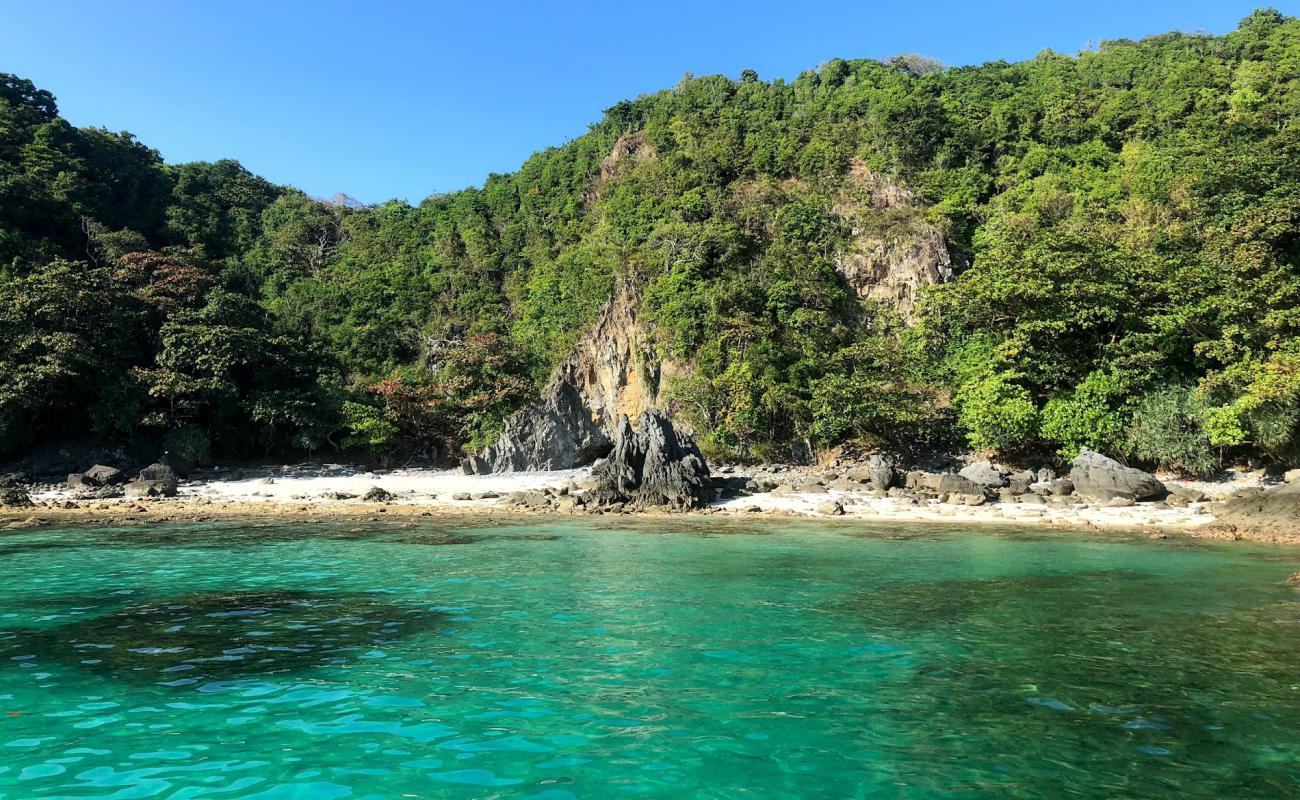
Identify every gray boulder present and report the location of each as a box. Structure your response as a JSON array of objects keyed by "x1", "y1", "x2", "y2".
[
  {"x1": 1007, "y1": 470, "x2": 1036, "y2": 495},
  {"x1": 587, "y1": 410, "x2": 711, "y2": 511},
  {"x1": 126, "y1": 463, "x2": 180, "y2": 498},
  {"x1": 864, "y1": 454, "x2": 896, "y2": 489},
  {"x1": 124, "y1": 480, "x2": 177, "y2": 498},
  {"x1": 959, "y1": 460, "x2": 1009, "y2": 489},
  {"x1": 1069, "y1": 449, "x2": 1166, "y2": 501},
  {"x1": 921, "y1": 473, "x2": 988, "y2": 497},
  {"x1": 85, "y1": 464, "x2": 125, "y2": 485},
  {"x1": 816, "y1": 500, "x2": 846, "y2": 516}
]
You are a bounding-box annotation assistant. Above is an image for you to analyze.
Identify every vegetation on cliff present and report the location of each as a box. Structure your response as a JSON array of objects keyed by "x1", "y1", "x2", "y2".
[{"x1": 2, "y1": 9, "x2": 1298, "y2": 472}]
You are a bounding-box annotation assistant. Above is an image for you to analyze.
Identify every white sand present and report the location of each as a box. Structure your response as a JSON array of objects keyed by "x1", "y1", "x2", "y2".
[
  {"x1": 33, "y1": 464, "x2": 1217, "y2": 531},
  {"x1": 183, "y1": 465, "x2": 590, "y2": 506},
  {"x1": 714, "y1": 489, "x2": 1216, "y2": 530}
]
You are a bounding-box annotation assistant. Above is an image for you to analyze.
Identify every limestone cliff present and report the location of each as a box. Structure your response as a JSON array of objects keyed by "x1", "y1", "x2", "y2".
[
  {"x1": 469, "y1": 284, "x2": 680, "y2": 473},
  {"x1": 831, "y1": 161, "x2": 954, "y2": 320}
]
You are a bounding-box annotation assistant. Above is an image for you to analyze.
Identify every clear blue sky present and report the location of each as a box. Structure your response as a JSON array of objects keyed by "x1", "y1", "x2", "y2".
[{"x1": 0, "y1": 1, "x2": 1291, "y2": 204}]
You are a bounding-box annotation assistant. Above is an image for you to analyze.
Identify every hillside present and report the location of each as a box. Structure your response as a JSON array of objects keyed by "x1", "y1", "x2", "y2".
[{"x1": 2, "y1": 8, "x2": 1298, "y2": 474}]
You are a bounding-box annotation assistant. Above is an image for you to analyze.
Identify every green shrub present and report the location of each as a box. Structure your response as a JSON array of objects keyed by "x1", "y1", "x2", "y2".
[
  {"x1": 1040, "y1": 369, "x2": 1127, "y2": 459},
  {"x1": 163, "y1": 425, "x2": 212, "y2": 466},
  {"x1": 956, "y1": 373, "x2": 1039, "y2": 452},
  {"x1": 1126, "y1": 387, "x2": 1216, "y2": 476}
]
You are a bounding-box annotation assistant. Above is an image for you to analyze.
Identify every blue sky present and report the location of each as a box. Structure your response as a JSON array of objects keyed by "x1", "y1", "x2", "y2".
[{"x1": 0, "y1": 1, "x2": 1290, "y2": 204}]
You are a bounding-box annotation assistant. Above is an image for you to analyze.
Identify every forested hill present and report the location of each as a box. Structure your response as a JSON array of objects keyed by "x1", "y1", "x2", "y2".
[{"x1": 2, "y1": 8, "x2": 1299, "y2": 473}]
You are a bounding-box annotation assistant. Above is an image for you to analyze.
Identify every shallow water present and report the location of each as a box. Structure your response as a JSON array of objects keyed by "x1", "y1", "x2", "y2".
[{"x1": 0, "y1": 520, "x2": 1297, "y2": 798}]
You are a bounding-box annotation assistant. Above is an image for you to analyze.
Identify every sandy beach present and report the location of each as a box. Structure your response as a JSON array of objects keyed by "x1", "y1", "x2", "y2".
[{"x1": 1, "y1": 463, "x2": 1268, "y2": 542}]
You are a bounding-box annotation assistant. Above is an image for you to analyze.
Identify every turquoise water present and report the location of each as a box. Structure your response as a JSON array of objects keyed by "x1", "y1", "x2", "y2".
[{"x1": 0, "y1": 520, "x2": 1298, "y2": 798}]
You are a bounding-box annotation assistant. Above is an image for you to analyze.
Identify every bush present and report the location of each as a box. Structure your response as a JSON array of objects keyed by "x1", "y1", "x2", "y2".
[
  {"x1": 1126, "y1": 387, "x2": 1216, "y2": 476},
  {"x1": 163, "y1": 425, "x2": 212, "y2": 466},
  {"x1": 1040, "y1": 369, "x2": 1127, "y2": 459},
  {"x1": 956, "y1": 373, "x2": 1039, "y2": 452}
]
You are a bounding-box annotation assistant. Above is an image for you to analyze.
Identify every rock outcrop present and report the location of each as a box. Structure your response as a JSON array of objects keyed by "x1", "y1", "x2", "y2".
[
  {"x1": 586, "y1": 410, "x2": 711, "y2": 511},
  {"x1": 832, "y1": 162, "x2": 955, "y2": 321},
  {"x1": 471, "y1": 285, "x2": 685, "y2": 472},
  {"x1": 0, "y1": 487, "x2": 32, "y2": 507},
  {"x1": 1211, "y1": 484, "x2": 1300, "y2": 539},
  {"x1": 1069, "y1": 449, "x2": 1166, "y2": 501}
]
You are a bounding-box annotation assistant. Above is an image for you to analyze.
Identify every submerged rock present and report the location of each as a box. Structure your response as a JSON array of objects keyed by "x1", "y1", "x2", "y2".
[
  {"x1": 587, "y1": 410, "x2": 711, "y2": 511},
  {"x1": 1069, "y1": 449, "x2": 1165, "y2": 501}
]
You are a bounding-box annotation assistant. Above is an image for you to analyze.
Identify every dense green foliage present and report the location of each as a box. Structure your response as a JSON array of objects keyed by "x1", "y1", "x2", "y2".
[{"x1": 2, "y1": 9, "x2": 1299, "y2": 469}]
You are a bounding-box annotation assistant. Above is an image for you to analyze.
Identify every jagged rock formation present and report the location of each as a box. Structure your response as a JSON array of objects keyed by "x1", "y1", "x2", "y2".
[
  {"x1": 586, "y1": 410, "x2": 711, "y2": 510},
  {"x1": 832, "y1": 162, "x2": 954, "y2": 320},
  {"x1": 471, "y1": 284, "x2": 683, "y2": 472}
]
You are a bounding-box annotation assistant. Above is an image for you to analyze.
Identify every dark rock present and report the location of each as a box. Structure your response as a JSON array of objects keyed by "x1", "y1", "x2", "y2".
[
  {"x1": 587, "y1": 410, "x2": 711, "y2": 511},
  {"x1": 85, "y1": 464, "x2": 125, "y2": 486},
  {"x1": 711, "y1": 476, "x2": 750, "y2": 499},
  {"x1": 362, "y1": 486, "x2": 392, "y2": 503},
  {"x1": 460, "y1": 456, "x2": 489, "y2": 475},
  {"x1": 1069, "y1": 449, "x2": 1166, "y2": 501},
  {"x1": 0, "y1": 487, "x2": 33, "y2": 507},
  {"x1": 137, "y1": 463, "x2": 179, "y2": 485},
  {"x1": 67, "y1": 473, "x2": 95, "y2": 490},
  {"x1": 157, "y1": 451, "x2": 192, "y2": 478},
  {"x1": 959, "y1": 460, "x2": 1009, "y2": 488},
  {"x1": 0, "y1": 472, "x2": 29, "y2": 488}
]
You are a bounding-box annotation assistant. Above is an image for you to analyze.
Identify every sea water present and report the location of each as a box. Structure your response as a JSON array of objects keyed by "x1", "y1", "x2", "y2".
[{"x1": 0, "y1": 519, "x2": 1297, "y2": 798}]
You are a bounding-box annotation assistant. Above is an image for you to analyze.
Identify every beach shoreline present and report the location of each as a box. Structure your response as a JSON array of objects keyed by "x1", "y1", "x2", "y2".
[{"x1": 3, "y1": 463, "x2": 1289, "y2": 544}]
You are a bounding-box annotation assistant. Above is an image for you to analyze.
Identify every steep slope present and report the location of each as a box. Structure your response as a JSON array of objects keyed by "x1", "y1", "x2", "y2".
[
  {"x1": 832, "y1": 162, "x2": 954, "y2": 320},
  {"x1": 467, "y1": 283, "x2": 686, "y2": 472}
]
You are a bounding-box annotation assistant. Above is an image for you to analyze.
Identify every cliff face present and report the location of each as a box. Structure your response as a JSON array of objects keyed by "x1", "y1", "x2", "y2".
[
  {"x1": 470, "y1": 284, "x2": 677, "y2": 472},
  {"x1": 471, "y1": 161, "x2": 955, "y2": 473},
  {"x1": 832, "y1": 162, "x2": 954, "y2": 320}
]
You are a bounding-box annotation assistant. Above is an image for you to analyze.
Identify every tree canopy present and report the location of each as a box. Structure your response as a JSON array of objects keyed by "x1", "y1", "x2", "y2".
[{"x1": 2, "y1": 10, "x2": 1298, "y2": 473}]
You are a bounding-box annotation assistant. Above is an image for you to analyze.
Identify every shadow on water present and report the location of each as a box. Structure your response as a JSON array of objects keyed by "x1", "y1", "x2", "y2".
[
  {"x1": 0, "y1": 589, "x2": 451, "y2": 684},
  {"x1": 0, "y1": 522, "x2": 569, "y2": 557}
]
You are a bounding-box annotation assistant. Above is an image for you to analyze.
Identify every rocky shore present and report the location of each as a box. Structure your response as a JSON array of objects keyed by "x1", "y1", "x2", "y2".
[{"x1": 2, "y1": 436, "x2": 1297, "y2": 544}]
